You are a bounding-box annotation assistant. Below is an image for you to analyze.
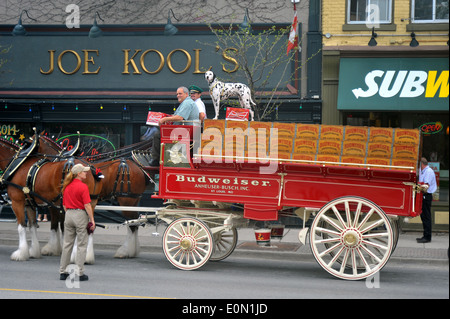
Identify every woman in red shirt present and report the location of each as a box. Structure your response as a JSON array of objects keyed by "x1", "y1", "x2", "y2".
[{"x1": 59, "y1": 163, "x2": 96, "y2": 282}]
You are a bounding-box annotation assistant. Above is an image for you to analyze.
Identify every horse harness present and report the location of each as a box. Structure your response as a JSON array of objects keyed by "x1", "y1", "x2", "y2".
[
  {"x1": 0, "y1": 136, "x2": 39, "y2": 185},
  {"x1": 110, "y1": 159, "x2": 142, "y2": 200},
  {"x1": 0, "y1": 136, "x2": 53, "y2": 209},
  {"x1": 1, "y1": 153, "x2": 101, "y2": 212},
  {"x1": 41, "y1": 133, "x2": 81, "y2": 162},
  {"x1": 1, "y1": 157, "x2": 62, "y2": 211},
  {"x1": 60, "y1": 158, "x2": 101, "y2": 202},
  {"x1": 2, "y1": 136, "x2": 141, "y2": 207}
]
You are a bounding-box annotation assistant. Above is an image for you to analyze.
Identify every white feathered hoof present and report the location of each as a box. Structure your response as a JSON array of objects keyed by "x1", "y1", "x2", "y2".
[
  {"x1": 70, "y1": 234, "x2": 95, "y2": 264},
  {"x1": 28, "y1": 225, "x2": 41, "y2": 259},
  {"x1": 114, "y1": 226, "x2": 140, "y2": 259},
  {"x1": 11, "y1": 247, "x2": 30, "y2": 261},
  {"x1": 70, "y1": 239, "x2": 77, "y2": 264},
  {"x1": 41, "y1": 229, "x2": 62, "y2": 256},
  {"x1": 85, "y1": 234, "x2": 95, "y2": 264},
  {"x1": 10, "y1": 225, "x2": 30, "y2": 261}
]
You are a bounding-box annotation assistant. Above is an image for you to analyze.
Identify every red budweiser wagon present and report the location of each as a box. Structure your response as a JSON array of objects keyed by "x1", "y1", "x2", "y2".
[{"x1": 131, "y1": 120, "x2": 424, "y2": 280}]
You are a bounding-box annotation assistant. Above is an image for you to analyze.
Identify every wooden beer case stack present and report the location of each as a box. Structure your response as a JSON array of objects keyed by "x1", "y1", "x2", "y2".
[{"x1": 200, "y1": 119, "x2": 421, "y2": 170}]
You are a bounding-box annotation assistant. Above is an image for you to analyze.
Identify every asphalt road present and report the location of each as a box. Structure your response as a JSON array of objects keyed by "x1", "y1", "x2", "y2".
[{"x1": 0, "y1": 245, "x2": 448, "y2": 300}]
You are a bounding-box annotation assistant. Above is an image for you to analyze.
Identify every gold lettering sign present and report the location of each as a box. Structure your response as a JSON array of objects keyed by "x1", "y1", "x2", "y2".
[
  {"x1": 140, "y1": 49, "x2": 164, "y2": 74},
  {"x1": 222, "y1": 48, "x2": 239, "y2": 73},
  {"x1": 40, "y1": 50, "x2": 55, "y2": 75},
  {"x1": 82, "y1": 49, "x2": 100, "y2": 74},
  {"x1": 57, "y1": 50, "x2": 82, "y2": 75},
  {"x1": 193, "y1": 49, "x2": 211, "y2": 74},
  {"x1": 122, "y1": 49, "x2": 142, "y2": 74},
  {"x1": 167, "y1": 49, "x2": 191, "y2": 74},
  {"x1": 39, "y1": 47, "x2": 238, "y2": 76}
]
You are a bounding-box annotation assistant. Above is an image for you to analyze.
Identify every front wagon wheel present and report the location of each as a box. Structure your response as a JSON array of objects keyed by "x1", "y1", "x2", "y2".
[
  {"x1": 310, "y1": 197, "x2": 394, "y2": 281},
  {"x1": 163, "y1": 217, "x2": 214, "y2": 270}
]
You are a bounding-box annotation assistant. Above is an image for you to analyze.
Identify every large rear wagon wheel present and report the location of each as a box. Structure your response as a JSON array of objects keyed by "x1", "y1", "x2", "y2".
[
  {"x1": 163, "y1": 217, "x2": 214, "y2": 270},
  {"x1": 210, "y1": 227, "x2": 238, "y2": 262},
  {"x1": 310, "y1": 196, "x2": 394, "y2": 281}
]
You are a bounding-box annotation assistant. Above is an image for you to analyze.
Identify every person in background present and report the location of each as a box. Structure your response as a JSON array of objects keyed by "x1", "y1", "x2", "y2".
[
  {"x1": 189, "y1": 85, "x2": 207, "y2": 122},
  {"x1": 37, "y1": 207, "x2": 48, "y2": 222},
  {"x1": 417, "y1": 157, "x2": 437, "y2": 243}
]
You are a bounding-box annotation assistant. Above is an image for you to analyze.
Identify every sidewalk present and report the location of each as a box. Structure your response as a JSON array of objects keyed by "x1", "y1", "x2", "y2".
[{"x1": 0, "y1": 220, "x2": 448, "y2": 263}]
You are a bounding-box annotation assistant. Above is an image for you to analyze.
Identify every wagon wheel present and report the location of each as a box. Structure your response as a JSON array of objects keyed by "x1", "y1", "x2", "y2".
[
  {"x1": 310, "y1": 196, "x2": 394, "y2": 281},
  {"x1": 320, "y1": 215, "x2": 400, "y2": 264},
  {"x1": 163, "y1": 217, "x2": 214, "y2": 270},
  {"x1": 390, "y1": 218, "x2": 400, "y2": 253},
  {"x1": 210, "y1": 227, "x2": 238, "y2": 262}
]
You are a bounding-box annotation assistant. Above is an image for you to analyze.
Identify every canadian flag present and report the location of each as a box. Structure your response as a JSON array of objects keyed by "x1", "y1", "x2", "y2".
[{"x1": 287, "y1": 6, "x2": 298, "y2": 56}]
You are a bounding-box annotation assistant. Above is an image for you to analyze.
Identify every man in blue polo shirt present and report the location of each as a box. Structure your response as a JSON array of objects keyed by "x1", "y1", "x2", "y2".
[
  {"x1": 147, "y1": 86, "x2": 199, "y2": 166},
  {"x1": 159, "y1": 87, "x2": 199, "y2": 125},
  {"x1": 417, "y1": 157, "x2": 437, "y2": 243}
]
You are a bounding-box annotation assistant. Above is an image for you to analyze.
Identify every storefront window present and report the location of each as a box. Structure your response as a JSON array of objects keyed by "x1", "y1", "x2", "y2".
[
  {"x1": 348, "y1": 0, "x2": 392, "y2": 24},
  {"x1": 0, "y1": 122, "x2": 126, "y2": 157},
  {"x1": 43, "y1": 123, "x2": 125, "y2": 157},
  {"x1": 412, "y1": 0, "x2": 449, "y2": 23},
  {"x1": 344, "y1": 111, "x2": 400, "y2": 127},
  {"x1": 413, "y1": 113, "x2": 449, "y2": 203},
  {"x1": 344, "y1": 111, "x2": 449, "y2": 204},
  {"x1": 0, "y1": 123, "x2": 35, "y2": 144}
]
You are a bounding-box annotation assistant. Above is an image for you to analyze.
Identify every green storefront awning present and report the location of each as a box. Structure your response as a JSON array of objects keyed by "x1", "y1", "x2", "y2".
[{"x1": 337, "y1": 57, "x2": 449, "y2": 111}]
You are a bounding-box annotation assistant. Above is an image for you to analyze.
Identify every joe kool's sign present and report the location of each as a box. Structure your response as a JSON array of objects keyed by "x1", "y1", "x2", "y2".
[
  {"x1": 39, "y1": 48, "x2": 222, "y2": 75},
  {"x1": 0, "y1": 31, "x2": 290, "y2": 94}
]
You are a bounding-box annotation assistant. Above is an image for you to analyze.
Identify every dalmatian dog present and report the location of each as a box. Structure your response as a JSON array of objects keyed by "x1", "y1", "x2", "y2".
[{"x1": 205, "y1": 70, "x2": 256, "y2": 121}]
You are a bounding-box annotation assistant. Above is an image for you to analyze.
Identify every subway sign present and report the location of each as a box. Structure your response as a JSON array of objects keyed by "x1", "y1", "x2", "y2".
[{"x1": 338, "y1": 58, "x2": 449, "y2": 111}]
